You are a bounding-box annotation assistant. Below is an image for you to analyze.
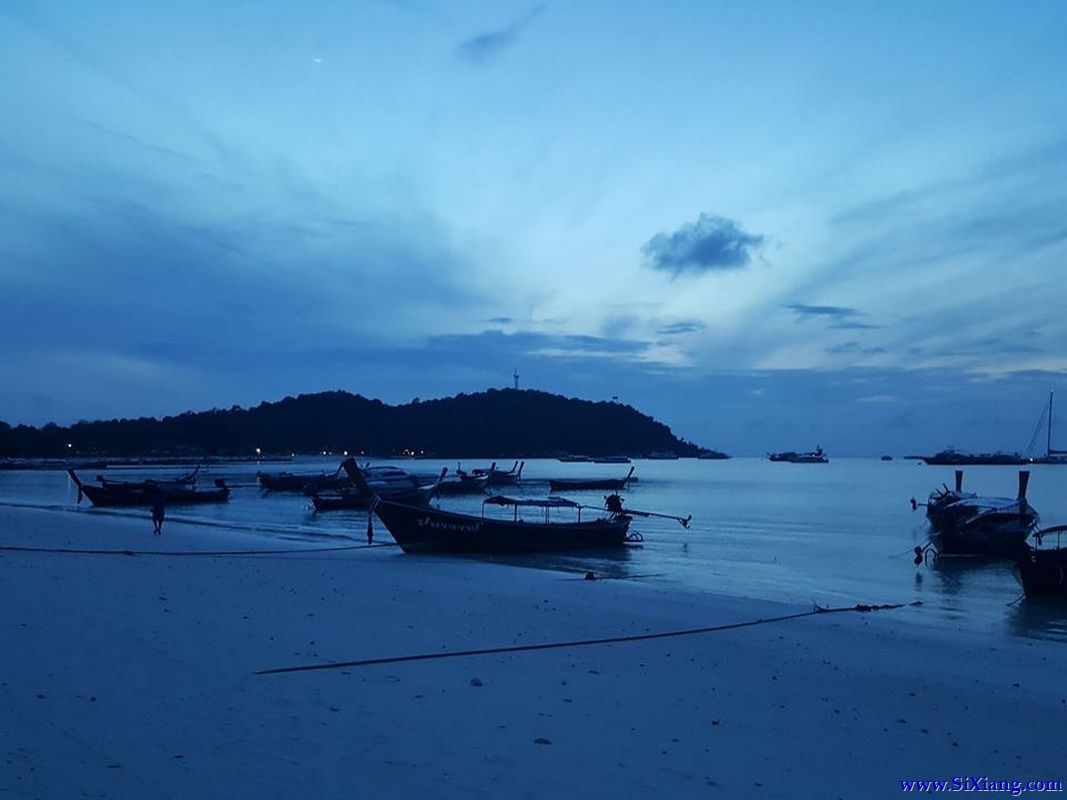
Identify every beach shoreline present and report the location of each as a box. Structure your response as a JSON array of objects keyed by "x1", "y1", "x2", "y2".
[{"x1": 2, "y1": 504, "x2": 1065, "y2": 799}]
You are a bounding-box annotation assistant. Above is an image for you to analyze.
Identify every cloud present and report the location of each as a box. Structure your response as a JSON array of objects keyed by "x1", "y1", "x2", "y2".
[
  {"x1": 456, "y1": 5, "x2": 545, "y2": 65},
  {"x1": 828, "y1": 321, "x2": 883, "y2": 330},
  {"x1": 784, "y1": 303, "x2": 860, "y2": 319},
  {"x1": 642, "y1": 213, "x2": 764, "y2": 276},
  {"x1": 487, "y1": 316, "x2": 513, "y2": 324},
  {"x1": 658, "y1": 321, "x2": 706, "y2": 335}
]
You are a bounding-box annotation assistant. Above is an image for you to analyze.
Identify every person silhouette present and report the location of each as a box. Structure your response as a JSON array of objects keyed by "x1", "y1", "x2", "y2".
[{"x1": 151, "y1": 490, "x2": 166, "y2": 535}]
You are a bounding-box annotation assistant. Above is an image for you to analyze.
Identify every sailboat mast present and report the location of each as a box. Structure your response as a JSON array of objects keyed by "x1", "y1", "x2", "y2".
[{"x1": 1050, "y1": 390, "x2": 1055, "y2": 458}]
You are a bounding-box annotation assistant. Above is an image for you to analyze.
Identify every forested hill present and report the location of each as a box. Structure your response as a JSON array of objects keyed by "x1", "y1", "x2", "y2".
[{"x1": 0, "y1": 389, "x2": 707, "y2": 458}]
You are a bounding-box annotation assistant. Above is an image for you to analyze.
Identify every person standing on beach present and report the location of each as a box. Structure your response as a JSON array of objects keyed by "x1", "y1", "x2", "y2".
[{"x1": 151, "y1": 490, "x2": 166, "y2": 535}]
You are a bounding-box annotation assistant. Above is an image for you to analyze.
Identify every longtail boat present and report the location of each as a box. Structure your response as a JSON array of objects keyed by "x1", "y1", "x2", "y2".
[
  {"x1": 369, "y1": 495, "x2": 629, "y2": 554},
  {"x1": 1015, "y1": 525, "x2": 1067, "y2": 597},
  {"x1": 472, "y1": 460, "x2": 525, "y2": 486},
  {"x1": 257, "y1": 469, "x2": 350, "y2": 493},
  {"x1": 68, "y1": 470, "x2": 230, "y2": 507},
  {"x1": 548, "y1": 466, "x2": 635, "y2": 492},
  {"x1": 436, "y1": 465, "x2": 490, "y2": 495},
  {"x1": 94, "y1": 466, "x2": 200, "y2": 491},
  {"x1": 913, "y1": 470, "x2": 1038, "y2": 557},
  {"x1": 313, "y1": 463, "x2": 441, "y2": 511},
  {"x1": 367, "y1": 491, "x2": 689, "y2": 554}
]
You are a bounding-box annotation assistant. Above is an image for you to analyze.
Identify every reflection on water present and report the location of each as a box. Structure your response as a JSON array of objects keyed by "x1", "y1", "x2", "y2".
[
  {"x1": 2, "y1": 458, "x2": 1067, "y2": 643},
  {"x1": 490, "y1": 544, "x2": 636, "y2": 579},
  {"x1": 1008, "y1": 598, "x2": 1067, "y2": 641},
  {"x1": 927, "y1": 556, "x2": 1015, "y2": 597}
]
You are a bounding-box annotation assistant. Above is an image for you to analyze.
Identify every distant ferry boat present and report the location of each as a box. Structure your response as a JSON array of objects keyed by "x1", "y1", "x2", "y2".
[
  {"x1": 921, "y1": 449, "x2": 1028, "y2": 466},
  {"x1": 768, "y1": 447, "x2": 828, "y2": 464}
]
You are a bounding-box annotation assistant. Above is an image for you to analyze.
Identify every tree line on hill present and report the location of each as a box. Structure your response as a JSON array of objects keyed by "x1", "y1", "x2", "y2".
[{"x1": 0, "y1": 389, "x2": 711, "y2": 459}]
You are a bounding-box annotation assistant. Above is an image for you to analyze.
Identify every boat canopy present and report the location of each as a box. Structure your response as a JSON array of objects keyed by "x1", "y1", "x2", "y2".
[{"x1": 483, "y1": 495, "x2": 579, "y2": 509}]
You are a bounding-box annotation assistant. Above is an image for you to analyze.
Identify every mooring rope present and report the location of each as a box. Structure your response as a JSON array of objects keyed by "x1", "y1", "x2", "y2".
[
  {"x1": 256, "y1": 600, "x2": 921, "y2": 675},
  {"x1": 0, "y1": 542, "x2": 398, "y2": 557}
]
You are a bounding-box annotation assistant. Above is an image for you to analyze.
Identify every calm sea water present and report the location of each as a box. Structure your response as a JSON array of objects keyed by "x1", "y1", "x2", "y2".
[{"x1": 3, "y1": 457, "x2": 1066, "y2": 642}]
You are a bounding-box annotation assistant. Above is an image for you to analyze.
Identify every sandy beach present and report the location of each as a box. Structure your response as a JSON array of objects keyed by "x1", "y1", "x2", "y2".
[{"x1": 2, "y1": 503, "x2": 1065, "y2": 799}]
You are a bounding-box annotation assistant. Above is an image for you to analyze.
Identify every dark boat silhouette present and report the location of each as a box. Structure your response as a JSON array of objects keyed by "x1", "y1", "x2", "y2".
[
  {"x1": 548, "y1": 466, "x2": 635, "y2": 492},
  {"x1": 768, "y1": 447, "x2": 828, "y2": 463},
  {"x1": 368, "y1": 495, "x2": 634, "y2": 554},
  {"x1": 472, "y1": 460, "x2": 525, "y2": 485},
  {"x1": 914, "y1": 470, "x2": 1038, "y2": 557},
  {"x1": 921, "y1": 448, "x2": 1028, "y2": 466},
  {"x1": 312, "y1": 463, "x2": 440, "y2": 511},
  {"x1": 68, "y1": 469, "x2": 230, "y2": 507},
  {"x1": 257, "y1": 469, "x2": 350, "y2": 493},
  {"x1": 1016, "y1": 525, "x2": 1067, "y2": 597}
]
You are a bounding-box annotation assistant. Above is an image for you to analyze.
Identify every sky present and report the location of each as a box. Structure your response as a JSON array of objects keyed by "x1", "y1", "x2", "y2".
[{"x1": 2, "y1": 1, "x2": 1066, "y2": 455}]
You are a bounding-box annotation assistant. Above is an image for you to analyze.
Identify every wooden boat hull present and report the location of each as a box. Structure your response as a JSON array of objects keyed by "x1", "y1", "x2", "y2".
[
  {"x1": 78, "y1": 484, "x2": 230, "y2": 507},
  {"x1": 934, "y1": 524, "x2": 1032, "y2": 557},
  {"x1": 312, "y1": 484, "x2": 434, "y2": 511},
  {"x1": 549, "y1": 466, "x2": 634, "y2": 492},
  {"x1": 435, "y1": 477, "x2": 490, "y2": 495},
  {"x1": 1015, "y1": 549, "x2": 1067, "y2": 597},
  {"x1": 371, "y1": 498, "x2": 630, "y2": 554}
]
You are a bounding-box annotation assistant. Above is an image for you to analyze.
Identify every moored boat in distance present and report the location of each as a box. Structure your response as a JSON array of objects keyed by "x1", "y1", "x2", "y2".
[
  {"x1": 768, "y1": 447, "x2": 828, "y2": 464},
  {"x1": 435, "y1": 465, "x2": 491, "y2": 495},
  {"x1": 921, "y1": 448, "x2": 1028, "y2": 466},
  {"x1": 548, "y1": 466, "x2": 636, "y2": 492},
  {"x1": 472, "y1": 460, "x2": 525, "y2": 485},
  {"x1": 696, "y1": 449, "x2": 730, "y2": 460},
  {"x1": 592, "y1": 456, "x2": 631, "y2": 464},
  {"x1": 557, "y1": 455, "x2": 591, "y2": 462}
]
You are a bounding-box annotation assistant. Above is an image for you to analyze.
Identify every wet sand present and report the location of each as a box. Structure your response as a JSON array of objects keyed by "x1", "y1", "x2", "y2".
[{"x1": 2, "y1": 505, "x2": 1065, "y2": 799}]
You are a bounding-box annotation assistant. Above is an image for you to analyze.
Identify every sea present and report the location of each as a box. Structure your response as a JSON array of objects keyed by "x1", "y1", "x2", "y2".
[{"x1": 3, "y1": 457, "x2": 1066, "y2": 642}]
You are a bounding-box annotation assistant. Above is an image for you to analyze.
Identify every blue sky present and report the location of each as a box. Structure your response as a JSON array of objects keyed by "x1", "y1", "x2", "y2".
[{"x1": 2, "y1": 1, "x2": 1066, "y2": 454}]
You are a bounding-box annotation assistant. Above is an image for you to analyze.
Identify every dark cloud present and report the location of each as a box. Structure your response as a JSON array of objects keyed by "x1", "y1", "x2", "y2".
[
  {"x1": 823, "y1": 342, "x2": 886, "y2": 356},
  {"x1": 824, "y1": 341, "x2": 861, "y2": 354},
  {"x1": 642, "y1": 214, "x2": 764, "y2": 276},
  {"x1": 487, "y1": 316, "x2": 513, "y2": 324},
  {"x1": 785, "y1": 303, "x2": 860, "y2": 319},
  {"x1": 658, "y1": 321, "x2": 706, "y2": 335},
  {"x1": 828, "y1": 321, "x2": 884, "y2": 330},
  {"x1": 456, "y1": 5, "x2": 545, "y2": 65}
]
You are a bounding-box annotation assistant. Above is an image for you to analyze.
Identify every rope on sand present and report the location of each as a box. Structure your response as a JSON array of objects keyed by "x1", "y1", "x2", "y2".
[
  {"x1": 255, "y1": 600, "x2": 922, "y2": 675},
  {"x1": 0, "y1": 542, "x2": 398, "y2": 557}
]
